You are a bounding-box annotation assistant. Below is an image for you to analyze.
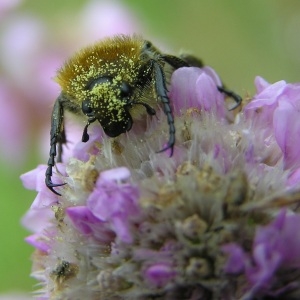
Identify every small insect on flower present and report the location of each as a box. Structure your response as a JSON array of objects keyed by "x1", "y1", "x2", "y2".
[{"x1": 45, "y1": 34, "x2": 242, "y2": 195}]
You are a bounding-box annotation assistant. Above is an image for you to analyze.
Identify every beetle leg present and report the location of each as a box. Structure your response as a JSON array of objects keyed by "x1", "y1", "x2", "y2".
[
  {"x1": 217, "y1": 86, "x2": 242, "y2": 110},
  {"x1": 45, "y1": 94, "x2": 66, "y2": 196},
  {"x1": 160, "y1": 54, "x2": 190, "y2": 69},
  {"x1": 152, "y1": 60, "x2": 175, "y2": 156},
  {"x1": 163, "y1": 53, "x2": 242, "y2": 110}
]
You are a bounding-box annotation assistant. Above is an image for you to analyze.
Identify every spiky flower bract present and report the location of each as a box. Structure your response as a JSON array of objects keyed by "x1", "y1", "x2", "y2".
[{"x1": 21, "y1": 68, "x2": 300, "y2": 299}]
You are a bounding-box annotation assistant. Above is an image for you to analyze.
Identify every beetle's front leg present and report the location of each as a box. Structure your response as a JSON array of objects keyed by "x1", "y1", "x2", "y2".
[{"x1": 45, "y1": 94, "x2": 66, "y2": 196}]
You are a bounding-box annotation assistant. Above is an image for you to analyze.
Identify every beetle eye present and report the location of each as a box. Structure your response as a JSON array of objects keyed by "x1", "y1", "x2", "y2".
[
  {"x1": 120, "y1": 82, "x2": 132, "y2": 99},
  {"x1": 82, "y1": 99, "x2": 93, "y2": 115}
]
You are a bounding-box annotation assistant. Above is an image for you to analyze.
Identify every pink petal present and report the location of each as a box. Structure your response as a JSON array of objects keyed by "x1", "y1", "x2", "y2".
[
  {"x1": 21, "y1": 207, "x2": 53, "y2": 233},
  {"x1": 273, "y1": 100, "x2": 300, "y2": 169},
  {"x1": 254, "y1": 76, "x2": 270, "y2": 94},
  {"x1": 25, "y1": 233, "x2": 50, "y2": 252}
]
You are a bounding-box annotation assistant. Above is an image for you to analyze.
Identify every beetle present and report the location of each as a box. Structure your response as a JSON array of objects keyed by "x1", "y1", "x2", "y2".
[{"x1": 45, "y1": 35, "x2": 242, "y2": 195}]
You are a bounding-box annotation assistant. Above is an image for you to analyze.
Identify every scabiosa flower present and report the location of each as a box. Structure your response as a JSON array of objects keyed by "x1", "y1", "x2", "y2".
[{"x1": 21, "y1": 68, "x2": 300, "y2": 299}]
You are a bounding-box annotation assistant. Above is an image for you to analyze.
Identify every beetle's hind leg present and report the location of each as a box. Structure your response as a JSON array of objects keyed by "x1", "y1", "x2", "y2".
[
  {"x1": 217, "y1": 86, "x2": 242, "y2": 110},
  {"x1": 167, "y1": 53, "x2": 242, "y2": 110},
  {"x1": 179, "y1": 53, "x2": 204, "y2": 68}
]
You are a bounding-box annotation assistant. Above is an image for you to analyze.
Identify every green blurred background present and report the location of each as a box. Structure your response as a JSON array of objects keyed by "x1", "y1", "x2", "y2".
[{"x1": 1, "y1": 0, "x2": 299, "y2": 295}]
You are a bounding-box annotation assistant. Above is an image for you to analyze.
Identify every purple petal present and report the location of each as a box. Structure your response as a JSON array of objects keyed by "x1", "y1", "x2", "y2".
[
  {"x1": 87, "y1": 167, "x2": 140, "y2": 243},
  {"x1": 169, "y1": 67, "x2": 203, "y2": 112},
  {"x1": 21, "y1": 207, "x2": 53, "y2": 233},
  {"x1": 87, "y1": 183, "x2": 138, "y2": 221},
  {"x1": 222, "y1": 243, "x2": 246, "y2": 274},
  {"x1": 97, "y1": 166, "x2": 131, "y2": 183},
  {"x1": 243, "y1": 80, "x2": 287, "y2": 131},
  {"x1": 66, "y1": 206, "x2": 103, "y2": 235},
  {"x1": 144, "y1": 263, "x2": 176, "y2": 288},
  {"x1": 25, "y1": 233, "x2": 50, "y2": 253},
  {"x1": 21, "y1": 164, "x2": 65, "y2": 211},
  {"x1": 247, "y1": 243, "x2": 282, "y2": 288},
  {"x1": 73, "y1": 125, "x2": 103, "y2": 162},
  {"x1": 88, "y1": 167, "x2": 138, "y2": 221},
  {"x1": 195, "y1": 72, "x2": 226, "y2": 117},
  {"x1": 111, "y1": 215, "x2": 133, "y2": 244},
  {"x1": 20, "y1": 165, "x2": 46, "y2": 191},
  {"x1": 287, "y1": 168, "x2": 300, "y2": 187},
  {"x1": 201, "y1": 66, "x2": 222, "y2": 86},
  {"x1": 66, "y1": 206, "x2": 115, "y2": 243},
  {"x1": 245, "y1": 80, "x2": 286, "y2": 111},
  {"x1": 247, "y1": 210, "x2": 300, "y2": 289},
  {"x1": 20, "y1": 163, "x2": 65, "y2": 194},
  {"x1": 273, "y1": 100, "x2": 300, "y2": 169},
  {"x1": 254, "y1": 210, "x2": 300, "y2": 267},
  {"x1": 254, "y1": 76, "x2": 270, "y2": 94},
  {"x1": 281, "y1": 83, "x2": 300, "y2": 110},
  {"x1": 30, "y1": 190, "x2": 59, "y2": 210},
  {"x1": 169, "y1": 67, "x2": 226, "y2": 117}
]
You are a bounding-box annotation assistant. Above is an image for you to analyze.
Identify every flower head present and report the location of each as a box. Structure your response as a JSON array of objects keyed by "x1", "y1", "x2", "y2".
[{"x1": 22, "y1": 68, "x2": 300, "y2": 299}]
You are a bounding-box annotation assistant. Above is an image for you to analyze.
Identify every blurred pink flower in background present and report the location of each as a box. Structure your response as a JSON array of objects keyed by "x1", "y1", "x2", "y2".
[
  {"x1": 0, "y1": 0, "x2": 141, "y2": 167},
  {"x1": 0, "y1": 0, "x2": 21, "y2": 18},
  {"x1": 0, "y1": 80, "x2": 29, "y2": 165},
  {"x1": 78, "y1": 0, "x2": 140, "y2": 45}
]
